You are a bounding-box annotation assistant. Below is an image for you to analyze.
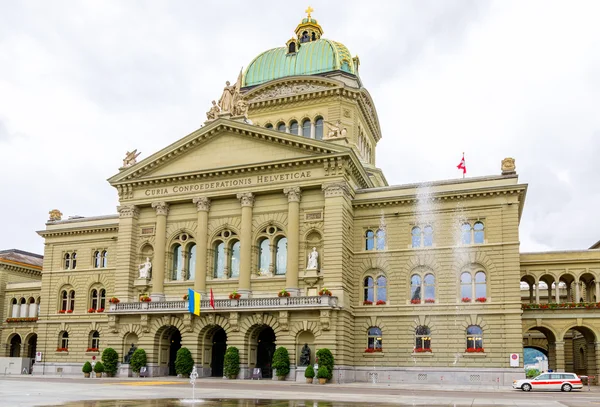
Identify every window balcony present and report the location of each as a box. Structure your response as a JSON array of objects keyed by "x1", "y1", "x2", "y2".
[{"x1": 108, "y1": 295, "x2": 339, "y2": 314}]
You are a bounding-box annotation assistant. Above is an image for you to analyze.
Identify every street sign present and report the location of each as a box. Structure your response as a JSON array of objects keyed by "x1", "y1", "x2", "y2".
[
  {"x1": 509, "y1": 353, "x2": 519, "y2": 367},
  {"x1": 92, "y1": 355, "x2": 96, "y2": 360},
  {"x1": 35, "y1": 352, "x2": 42, "y2": 362}
]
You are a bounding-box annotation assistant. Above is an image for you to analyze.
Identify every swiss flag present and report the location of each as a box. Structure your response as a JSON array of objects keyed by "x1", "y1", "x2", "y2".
[
  {"x1": 210, "y1": 288, "x2": 215, "y2": 309},
  {"x1": 457, "y1": 153, "x2": 466, "y2": 175}
]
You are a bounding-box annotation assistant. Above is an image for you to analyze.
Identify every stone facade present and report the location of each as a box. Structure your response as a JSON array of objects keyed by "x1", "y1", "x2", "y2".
[{"x1": 2, "y1": 12, "x2": 600, "y2": 385}]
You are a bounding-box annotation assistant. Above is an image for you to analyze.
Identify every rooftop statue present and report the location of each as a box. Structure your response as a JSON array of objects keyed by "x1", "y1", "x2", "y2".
[
  {"x1": 48, "y1": 209, "x2": 63, "y2": 222},
  {"x1": 218, "y1": 81, "x2": 236, "y2": 113},
  {"x1": 122, "y1": 149, "x2": 141, "y2": 168},
  {"x1": 206, "y1": 100, "x2": 221, "y2": 120}
]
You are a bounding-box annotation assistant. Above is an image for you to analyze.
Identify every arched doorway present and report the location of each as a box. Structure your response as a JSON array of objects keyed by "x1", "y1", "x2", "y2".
[
  {"x1": 168, "y1": 329, "x2": 182, "y2": 376},
  {"x1": 27, "y1": 334, "x2": 37, "y2": 360},
  {"x1": 9, "y1": 335, "x2": 21, "y2": 357},
  {"x1": 211, "y1": 328, "x2": 227, "y2": 377},
  {"x1": 564, "y1": 326, "x2": 596, "y2": 378},
  {"x1": 256, "y1": 327, "x2": 276, "y2": 379}
]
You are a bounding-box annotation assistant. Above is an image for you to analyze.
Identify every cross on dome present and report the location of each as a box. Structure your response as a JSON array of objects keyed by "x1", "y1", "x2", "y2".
[{"x1": 305, "y1": 6, "x2": 314, "y2": 19}]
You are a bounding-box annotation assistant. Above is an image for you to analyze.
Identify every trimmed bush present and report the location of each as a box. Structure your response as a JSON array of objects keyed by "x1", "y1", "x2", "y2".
[
  {"x1": 175, "y1": 347, "x2": 194, "y2": 377},
  {"x1": 317, "y1": 366, "x2": 329, "y2": 379},
  {"x1": 316, "y1": 348, "x2": 334, "y2": 380},
  {"x1": 304, "y1": 365, "x2": 315, "y2": 378},
  {"x1": 130, "y1": 348, "x2": 147, "y2": 374},
  {"x1": 93, "y1": 361, "x2": 104, "y2": 373},
  {"x1": 272, "y1": 346, "x2": 290, "y2": 378},
  {"x1": 223, "y1": 346, "x2": 240, "y2": 378},
  {"x1": 82, "y1": 361, "x2": 93, "y2": 374},
  {"x1": 526, "y1": 368, "x2": 540, "y2": 378},
  {"x1": 101, "y1": 348, "x2": 119, "y2": 377}
]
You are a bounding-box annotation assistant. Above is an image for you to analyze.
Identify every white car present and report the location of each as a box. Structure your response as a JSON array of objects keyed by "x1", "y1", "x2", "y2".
[{"x1": 513, "y1": 372, "x2": 583, "y2": 392}]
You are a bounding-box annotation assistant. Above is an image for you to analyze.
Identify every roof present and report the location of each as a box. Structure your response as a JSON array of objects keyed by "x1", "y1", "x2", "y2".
[
  {"x1": 590, "y1": 239, "x2": 600, "y2": 249},
  {"x1": 243, "y1": 39, "x2": 357, "y2": 87},
  {"x1": 0, "y1": 249, "x2": 43, "y2": 268}
]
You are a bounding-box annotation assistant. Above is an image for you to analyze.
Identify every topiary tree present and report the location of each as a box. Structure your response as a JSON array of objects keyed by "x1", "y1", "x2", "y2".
[
  {"x1": 272, "y1": 346, "x2": 290, "y2": 379},
  {"x1": 130, "y1": 348, "x2": 147, "y2": 374},
  {"x1": 82, "y1": 361, "x2": 93, "y2": 374},
  {"x1": 304, "y1": 364, "x2": 315, "y2": 378},
  {"x1": 223, "y1": 346, "x2": 240, "y2": 379},
  {"x1": 101, "y1": 347, "x2": 119, "y2": 377},
  {"x1": 175, "y1": 347, "x2": 194, "y2": 377},
  {"x1": 94, "y1": 361, "x2": 104, "y2": 374},
  {"x1": 317, "y1": 366, "x2": 329, "y2": 379},
  {"x1": 316, "y1": 348, "x2": 334, "y2": 380}
]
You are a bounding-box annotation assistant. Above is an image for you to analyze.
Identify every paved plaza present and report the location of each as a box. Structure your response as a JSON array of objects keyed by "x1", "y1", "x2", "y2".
[{"x1": 0, "y1": 376, "x2": 598, "y2": 407}]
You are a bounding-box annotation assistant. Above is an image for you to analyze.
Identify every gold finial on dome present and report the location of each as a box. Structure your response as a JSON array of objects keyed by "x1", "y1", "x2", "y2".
[{"x1": 305, "y1": 6, "x2": 314, "y2": 19}]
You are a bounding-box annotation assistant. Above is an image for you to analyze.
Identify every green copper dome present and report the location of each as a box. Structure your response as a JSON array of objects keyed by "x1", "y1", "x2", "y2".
[{"x1": 242, "y1": 38, "x2": 357, "y2": 87}]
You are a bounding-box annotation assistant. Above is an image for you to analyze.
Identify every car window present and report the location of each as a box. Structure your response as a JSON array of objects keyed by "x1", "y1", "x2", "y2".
[
  {"x1": 561, "y1": 374, "x2": 575, "y2": 379},
  {"x1": 536, "y1": 374, "x2": 551, "y2": 380},
  {"x1": 550, "y1": 374, "x2": 562, "y2": 379}
]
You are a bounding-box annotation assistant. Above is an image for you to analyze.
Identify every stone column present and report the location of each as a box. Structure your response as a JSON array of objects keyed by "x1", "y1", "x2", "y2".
[
  {"x1": 555, "y1": 282, "x2": 560, "y2": 304},
  {"x1": 595, "y1": 342, "x2": 600, "y2": 384},
  {"x1": 193, "y1": 197, "x2": 211, "y2": 294},
  {"x1": 554, "y1": 341, "x2": 566, "y2": 372},
  {"x1": 575, "y1": 279, "x2": 581, "y2": 302},
  {"x1": 595, "y1": 281, "x2": 599, "y2": 302},
  {"x1": 310, "y1": 122, "x2": 315, "y2": 139},
  {"x1": 151, "y1": 202, "x2": 169, "y2": 301},
  {"x1": 284, "y1": 187, "x2": 301, "y2": 296},
  {"x1": 115, "y1": 205, "x2": 140, "y2": 302},
  {"x1": 535, "y1": 279, "x2": 540, "y2": 303},
  {"x1": 237, "y1": 192, "x2": 254, "y2": 298}
]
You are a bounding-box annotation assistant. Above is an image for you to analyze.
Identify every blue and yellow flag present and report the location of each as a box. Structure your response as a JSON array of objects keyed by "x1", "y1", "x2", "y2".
[{"x1": 188, "y1": 288, "x2": 201, "y2": 316}]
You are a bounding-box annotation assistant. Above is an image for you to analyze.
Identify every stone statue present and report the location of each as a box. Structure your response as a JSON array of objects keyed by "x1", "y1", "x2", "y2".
[
  {"x1": 122, "y1": 149, "x2": 141, "y2": 168},
  {"x1": 233, "y1": 99, "x2": 248, "y2": 117},
  {"x1": 307, "y1": 247, "x2": 319, "y2": 270},
  {"x1": 501, "y1": 157, "x2": 516, "y2": 174},
  {"x1": 299, "y1": 343, "x2": 311, "y2": 366},
  {"x1": 326, "y1": 120, "x2": 342, "y2": 139},
  {"x1": 123, "y1": 343, "x2": 137, "y2": 364},
  {"x1": 206, "y1": 100, "x2": 220, "y2": 120},
  {"x1": 218, "y1": 81, "x2": 236, "y2": 113},
  {"x1": 340, "y1": 127, "x2": 347, "y2": 137},
  {"x1": 48, "y1": 209, "x2": 63, "y2": 221},
  {"x1": 139, "y1": 257, "x2": 152, "y2": 279}
]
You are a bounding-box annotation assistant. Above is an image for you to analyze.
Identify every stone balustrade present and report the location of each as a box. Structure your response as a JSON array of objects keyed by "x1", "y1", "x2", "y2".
[{"x1": 108, "y1": 295, "x2": 338, "y2": 314}]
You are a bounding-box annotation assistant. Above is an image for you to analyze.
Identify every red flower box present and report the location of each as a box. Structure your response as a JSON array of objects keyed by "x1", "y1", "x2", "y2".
[
  {"x1": 58, "y1": 310, "x2": 66, "y2": 314},
  {"x1": 88, "y1": 308, "x2": 96, "y2": 313},
  {"x1": 475, "y1": 297, "x2": 487, "y2": 303},
  {"x1": 66, "y1": 310, "x2": 73, "y2": 313},
  {"x1": 109, "y1": 297, "x2": 120, "y2": 304},
  {"x1": 96, "y1": 308, "x2": 104, "y2": 313},
  {"x1": 465, "y1": 347, "x2": 485, "y2": 353},
  {"x1": 56, "y1": 347, "x2": 68, "y2": 352},
  {"x1": 410, "y1": 299, "x2": 421, "y2": 304},
  {"x1": 364, "y1": 348, "x2": 383, "y2": 353},
  {"x1": 376, "y1": 300, "x2": 386, "y2": 305},
  {"x1": 139, "y1": 296, "x2": 151, "y2": 302},
  {"x1": 424, "y1": 299, "x2": 435, "y2": 304},
  {"x1": 363, "y1": 300, "x2": 373, "y2": 305},
  {"x1": 278, "y1": 290, "x2": 291, "y2": 297},
  {"x1": 229, "y1": 292, "x2": 241, "y2": 300},
  {"x1": 461, "y1": 297, "x2": 471, "y2": 303},
  {"x1": 86, "y1": 348, "x2": 99, "y2": 352},
  {"x1": 414, "y1": 347, "x2": 432, "y2": 353},
  {"x1": 5, "y1": 317, "x2": 38, "y2": 323},
  {"x1": 319, "y1": 288, "x2": 332, "y2": 296}
]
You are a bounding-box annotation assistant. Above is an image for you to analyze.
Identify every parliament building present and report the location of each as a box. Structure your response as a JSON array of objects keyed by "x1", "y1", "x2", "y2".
[{"x1": 2, "y1": 11, "x2": 599, "y2": 385}]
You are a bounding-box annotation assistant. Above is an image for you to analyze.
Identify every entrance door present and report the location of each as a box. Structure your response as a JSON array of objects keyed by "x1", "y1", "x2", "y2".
[
  {"x1": 27, "y1": 334, "x2": 37, "y2": 359},
  {"x1": 168, "y1": 330, "x2": 182, "y2": 376},
  {"x1": 211, "y1": 328, "x2": 227, "y2": 377},
  {"x1": 256, "y1": 327, "x2": 276, "y2": 379},
  {"x1": 10, "y1": 335, "x2": 21, "y2": 357}
]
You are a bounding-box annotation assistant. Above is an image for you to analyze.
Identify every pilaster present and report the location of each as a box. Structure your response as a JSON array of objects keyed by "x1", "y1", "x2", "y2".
[
  {"x1": 193, "y1": 197, "x2": 211, "y2": 294},
  {"x1": 151, "y1": 201, "x2": 169, "y2": 301},
  {"x1": 237, "y1": 192, "x2": 254, "y2": 298},
  {"x1": 284, "y1": 187, "x2": 301, "y2": 296},
  {"x1": 115, "y1": 204, "x2": 140, "y2": 301}
]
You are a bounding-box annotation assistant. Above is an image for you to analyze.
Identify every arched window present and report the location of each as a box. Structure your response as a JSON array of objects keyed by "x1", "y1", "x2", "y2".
[
  {"x1": 460, "y1": 272, "x2": 472, "y2": 301},
  {"x1": 277, "y1": 122, "x2": 286, "y2": 132},
  {"x1": 473, "y1": 222, "x2": 485, "y2": 244},
  {"x1": 19, "y1": 297, "x2": 27, "y2": 317},
  {"x1": 101, "y1": 250, "x2": 108, "y2": 268},
  {"x1": 315, "y1": 117, "x2": 323, "y2": 140},
  {"x1": 28, "y1": 297, "x2": 36, "y2": 317},
  {"x1": 93, "y1": 251, "x2": 101, "y2": 268},
  {"x1": 265, "y1": 123, "x2": 273, "y2": 129},
  {"x1": 423, "y1": 226, "x2": 433, "y2": 247},
  {"x1": 64, "y1": 253, "x2": 70, "y2": 270},
  {"x1": 71, "y1": 253, "x2": 77, "y2": 269},
  {"x1": 415, "y1": 326, "x2": 431, "y2": 351},
  {"x1": 376, "y1": 228, "x2": 386, "y2": 250},
  {"x1": 367, "y1": 327, "x2": 382, "y2": 350},
  {"x1": 69, "y1": 290, "x2": 75, "y2": 311},
  {"x1": 461, "y1": 223, "x2": 472, "y2": 244},
  {"x1": 90, "y1": 288, "x2": 105, "y2": 311},
  {"x1": 275, "y1": 237, "x2": 287, "y2": 275},
  {"x1": 302, "y1": 119, "x2": 311, "y2": 138},
  {"x1": 311, "y1": 32, "x2": 316, "y2": 41},
  {"x1": 363, "y1": 276, "x2": 374, "y2": 302},
  {"x1": 60, "y1": 332, "x2": 69, "y2": 350},
  {"x1": 288, "y1": 42, "x2": 296, "y2": 53},
  {"x1": 376, "y1": 275, "x2": 387, "y2": 302},
  {"x1": 61, "y1": 290, "x2": 68, "y2": 311},
  {"x1": 466, "y1": 325, "x2": 483, "y2": 350},
  {"x1": 90, "y1": 331, "x2": 100, "y2": 350},
  {"x1": 423, "y1": 274, "x2": 435, "y2": 301},
  {"x1": 410, "y1": 275, "x2": 421, "y2": 301},
  {"x1": 259, "y1": 238, "x2": 270, "y2": 274},
  {"x1": 230, "y1": 241, "x2": 241, "y2": 278},
  {"x1": 99, "y1": 289, "x2": 106, "y2": 310},
  {"x1": 289, "y1": 120, "x2": 299, "y2": 135},
  {"x1": 11, "y1": 298, "x2": 18, "y2": 318},
  {"x1": 172, "y1": 244, "x2": 183, "y2": 280},
  {"x1": 475, "y1": 271, "x2": 487, "y2": 299},
  {"x1": 214, "y1": 241, "x2": 225, "y2": 278},
  {"x1": 411, "y1": 227, "x2": 421, "y2": 248},
  {"x1": 365, "y1": 230, "x2": 374, "y2": 250},
  {"x1": 91, "y1": 289, "x2": 98, "y2": 310},
  {"x1": 187, "y1": 244, "x2": 196, "y2": 281}
]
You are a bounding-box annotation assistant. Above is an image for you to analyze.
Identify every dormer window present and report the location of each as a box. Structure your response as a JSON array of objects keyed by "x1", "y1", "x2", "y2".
[
  {"x1": 300, "y1": 31, "x2": 310, "y2": 43},
  {"x1": 312, "y1": 32, "x2": 316, "y2": 41},
  {"x1": 289, "y1": 42, "x2": 296, "y2": 53}
]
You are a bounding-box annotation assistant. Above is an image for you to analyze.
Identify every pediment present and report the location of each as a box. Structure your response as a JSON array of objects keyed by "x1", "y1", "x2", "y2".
[
  {"x1": 243, "y1": 77, "x2": 343, "y2": 103},
  {"x1": 109, "y1": 119, "x2": 346, "y2": 183}
]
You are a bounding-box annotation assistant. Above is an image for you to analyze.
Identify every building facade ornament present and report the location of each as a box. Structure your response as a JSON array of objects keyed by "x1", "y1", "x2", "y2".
[
  {"x1": 206, "y1": 100, "x2": 220, "y2": 120},
  {"x1": 307, "y1": 247, "x2": 319, "y2": 270},
  {"x1": 122, "y1": 150, "x2": 141, "y2": 168},
  {"x1": 138, "y1": 257, "x2": 152, "y2": 279},
  {"x1": 48, "y1": 209, "x2": 63, "y2": 222},
  {"x1": 151, "y1": 201, "x2": 170, "y2": 216},
  {"x1": 322, "y1": 182, "x2": 350, "y2": 198},
  {"x1": 117, "y1": 204, "x2": 140, "y2": 219},
  {"x1": 283, "y1": 187, "x2": 302, "y2": 203},
  {"x1": 248, "y1": 83, "x2": 332, "y2": 102},
  {"x1": 501, "y1": 157, "x2": 516, "y2": 175},
  {"x1": 192, "y1": 196, "x2": 211, "y2": 212},
  {"x1": 236, "y1": 192, "x2": 255, "y2": 207}
]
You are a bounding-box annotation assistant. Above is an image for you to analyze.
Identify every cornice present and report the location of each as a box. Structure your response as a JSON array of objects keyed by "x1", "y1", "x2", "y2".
[
  {"x1": 37, "y1": 225, "x2": 119, "y2": 238},
  {"x1": 0, "y1": 261, "x2": 42, "y2": 275}
]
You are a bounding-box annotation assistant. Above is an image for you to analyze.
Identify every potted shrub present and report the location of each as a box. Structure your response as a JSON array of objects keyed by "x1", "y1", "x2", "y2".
[
  {"x1": 139, "y1": 295, "x2": 151, "y2": 302},
  {"x1": 304, "y1": 365, "x2": 315, "y2": 384},
  {"x1": 101, "y1": 348, "x2": 119, "y2": 377},
  {"x1": 93, "y1": 361, "x2": 104, "y2": 378},
  {"x1": 109, "y1": 297, "x2": 120, "y2": 304},
  {"x1": 272, "y1": 347, "x2": 290, "y2": 381},
  {"x1": 82, "y1": 361, "x2": 93, "y2": 378},
  {"x1": 229, "y1": 291, "x2": 241, "y2": 300},
  {"x1": 315, "y1": 348, "x2": 334, "y2": 382},
  {"x1": 278, "y1": 289, "x2": 290, "y2": 297},
  {"x1": 223, "y1": 346, "x2": 240, "y2": 379},
  {"x1": 130, "y1": 348, "x2": 147, "y2": 376},
  {"x1": 317, "y1": 366, "x2": 329, "y2": 384},
  {"x1": 318, "y1": 288, "x2": 332, "y2": 296},
  {"x1": 175, "y1": 347, "x2": 194, "y2": 377}
]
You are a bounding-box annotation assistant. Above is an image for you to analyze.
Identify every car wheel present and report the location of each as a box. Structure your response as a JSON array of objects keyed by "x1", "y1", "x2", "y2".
[
  {"x1": 561, "y1": 383, "x2": 572, "y2": 392},
  {"x1": 522, "y1": 383, "x2": 532, "y2": 392}
]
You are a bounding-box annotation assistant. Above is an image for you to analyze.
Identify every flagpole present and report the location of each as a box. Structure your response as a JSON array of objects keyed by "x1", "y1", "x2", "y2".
[{"x1": 462, "y1": 152, "x2": 465, "y2": 179}]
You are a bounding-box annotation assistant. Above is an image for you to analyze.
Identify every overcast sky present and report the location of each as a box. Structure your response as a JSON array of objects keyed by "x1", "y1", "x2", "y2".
[{"x1": 1, "y1": 0, "x2": 599, "y2": 255}]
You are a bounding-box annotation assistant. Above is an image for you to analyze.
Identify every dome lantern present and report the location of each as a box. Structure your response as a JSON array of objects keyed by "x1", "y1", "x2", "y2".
[{"x1": 295, "y1": 6, "x2": 323, "y2": 43}]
